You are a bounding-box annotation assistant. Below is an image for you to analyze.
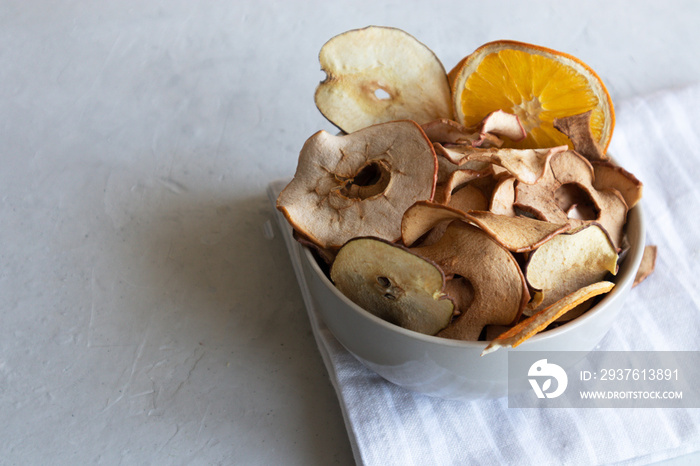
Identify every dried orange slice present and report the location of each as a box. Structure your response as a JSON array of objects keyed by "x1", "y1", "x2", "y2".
[{"x1": 450, "y1": 41, "x2": 614, "y2": 151}]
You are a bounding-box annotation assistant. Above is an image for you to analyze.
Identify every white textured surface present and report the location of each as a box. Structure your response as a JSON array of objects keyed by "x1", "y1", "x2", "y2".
[{"x1": 2, "y1": 1, "x2": 699, "y2": 464}]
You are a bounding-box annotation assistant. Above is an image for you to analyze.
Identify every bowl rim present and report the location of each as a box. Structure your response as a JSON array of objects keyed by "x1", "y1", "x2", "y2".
[{"x1": 302, "y1": 203, "x2": 646, "y2": 349}]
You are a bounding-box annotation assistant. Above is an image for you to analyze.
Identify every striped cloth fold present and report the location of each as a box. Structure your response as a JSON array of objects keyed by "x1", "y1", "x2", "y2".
[{"x1": 270, "y1": 84, "x2": 700, "y2": 465}]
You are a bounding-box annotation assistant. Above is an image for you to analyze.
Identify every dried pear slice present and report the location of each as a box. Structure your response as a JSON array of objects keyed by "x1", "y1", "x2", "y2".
[
  {"x1": 525, "y1": 223, "x2": 618, "y2": 311},
  {"x1": 315, "y1": 26, "x2": 452, "y2": 133},
  {"x1": 482, "y1": 281, "x2": 616, "y2": 355},
  {"x1": 412, "y1": 222, "x2": 529, "y2": 341},
  {"x1": 277, "y1": 120, "x2": 437, "y2": 249},
  {"x1": 330, "y1": 237, "x2": 454, "y2": 335}
]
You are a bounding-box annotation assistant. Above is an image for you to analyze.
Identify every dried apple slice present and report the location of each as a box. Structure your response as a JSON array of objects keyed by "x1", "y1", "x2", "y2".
[
  {"x1": 553, "y1": 111, "x2": 608, "y2": 162},
  {"x1": 435, "y1": 143, "x2": 568, "y2": 185},
  {"x1": 330, "y1": 237, "x2": 455, "y2": 335},
  {"x1": 315, "y1": 26, "x2": 452, "y2": 133},
  {"x1": 465, "y1": 211, "x2": 570, "y2": 253},
  {"x1": 401, "y1": 201, "x2": 466, "y2": 247},
  {"x1": 479, "y1": 110, "x2": 527, "y2": 142},
  {"x1": 421, "y1": 118, "x2": 475, "y2": 144},
  {"x1": 592, "y1": 161, "x2": 643, "y2": 209},
  {"x1": 412, "y1": 221, "x2": 529, "y2": 340},
  {"x1": 482, "y1": 281, "x2": 615, "y2": 355},
  {"x1": 447, "y1": 185, "x2": 488, "y2": 213},
  {"x1": 489, "y1": 176, "x2": 517, "y2": 217},
  {"x1": 277, "y1": 120, "x2": 437, "y2": 249},
  {"x1": 525, "y1": 223, "x2": 618, "y2": 310},
  {"x1": 434, "y1": 153, "x2": 492, "y2": 204},
  {"x1": 633, "y1": 245, "x2": 657, "y2": 287},
  {"x1": 515, "y1": 150, "x2": 628, "y2": 247}
]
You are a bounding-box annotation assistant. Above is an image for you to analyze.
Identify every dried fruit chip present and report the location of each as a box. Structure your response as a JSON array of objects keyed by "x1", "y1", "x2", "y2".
[
  {"x1": 465, "y1": 210, "x2": 570, "y2": 253},
  {"x1": 434, "y1": 153, "x2": 492, "y2": 204},
  {"x1": 515, "y1": 150, "x2": 628, "y2": 247},
  {"x1": 401, "y1": 201, "x2": 466, "y2": 247},
  {"x1": 447, "y1": 184, "x2": 489, "y2": 213},
  {"x1": 489, "y1": 175, "x2": 517, "y2": 217},
  {"x1": 633, "y1": 245, "x2": 657, "y2": 287},
  {"x1": 592, "y1": 161, "x2": 643, "y2": 209},
  {"x1": 412, "y1": 221, "x2": 529, "y2": 340},
  {"x1": 421, "y1": 118, "x2": 475, "y2": 145},
  {"x1": 435, "y1": 143, "x2": 568, "y2": 185},
  {"x1": 277, "y1": 120, "x2": 437, "y2": 249},
  {"x1": 330, "y1": 237, "x2": 455, "y2": 335},
  {"x1": 315, "y1": 26, "x2": 452, "y2": 133},
  {"x1": 525, "y1": 223, "x2": 618, "y2": 310},
  {"x1": 553, "y1": 111, "x2": 608, "y2": 162},
  {"x1": 481, "y1": 281, "x2": 615, "y2": 355},
  {"x1": 480, "y1": 110, "x2": 526, "y2": 142}
]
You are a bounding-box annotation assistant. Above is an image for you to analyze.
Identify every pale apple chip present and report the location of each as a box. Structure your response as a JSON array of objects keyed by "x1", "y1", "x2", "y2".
[
  {"x1": 481, "y1": 281, "x2": 615, "y2": 355},
  {"x1": 553, "y1": 111, "x2": 609, "y2": 162},
  {"x1": 315, "y1": 26, "x2": 452, "y2": 133},
  {"x1": 525, "y1": 223, "x2": 618, "y2": 311},
  {"x1": 464, "y1": 211, "x2": 570, "y2": 253},
  {"x1": 479, "y1": 110, "x2": 526, "y2": 142},
  {"x1": 489, "y1": 176, "x2": 517, "y2": 217},
  {"x1": 412, "y1": 222, "x2": 529, "y2": 341},
  {"x1": 592, "y1": 161, "x2": 643, "y2": 209},
  {"x1": 277, "y1": 120, "x2": 437, "y2": 249},
  {"x1": 633, "y1": 245, "x2": 657, "y2": 287},
  {"x1": 330, "y1": 237, "x2": 455, "y2": 335}
]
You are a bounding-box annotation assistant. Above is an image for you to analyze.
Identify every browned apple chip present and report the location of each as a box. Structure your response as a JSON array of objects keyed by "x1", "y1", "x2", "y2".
[
  {"x1": 592, "y1": 161, "x2": 643, "y2": 209},
  {"x1": 315, "y1": 26, "x2": 452, "y2": 133},
  {"x1": 633, "y1": 245, "x2": 657, "y2": 287},
  {"x1": 435, "y1": 143, "x2": 568, "y2": 185},
  {"x1": 412, "y1": 222, "x2": 529, "y2": 341},
  {"x1": 330, "y1": 237, "x2": 455, "y2": 335},
  {"x1": 515, "y1": 150, "x2": 628, "y2": 247},
  {"x1": 421, "y1": 118, "x2": 475, "y2": 144},
  {"x1": 447, "y1": 185, "x2": 489, "y2": 213},
  {"x1": 465, "y1": 211, "x2": 570, "y2": 253},
  {"x1": 434, "y1": 153, "x2": 493, "y2": 204},
  {"x1": 401, "y1": 201, "x2": 466, "y2": 247},
  {"x1": 277, "y1": 120, "x2": 437, "y2": 249},
  {"x1": 525, "y1": 223, "x2": 618, "y2": 311},
  {"x1": 553, "y1": 111, "x2": 609, "y2": 162},
  {"x1": 482, "y1": 281, "x2": 615, "y2": 355}
]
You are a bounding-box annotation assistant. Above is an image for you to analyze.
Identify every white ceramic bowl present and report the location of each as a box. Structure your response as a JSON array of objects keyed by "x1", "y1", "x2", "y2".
[{"x1": 298, "y1": 205, "x2": 646, "y2": 401}]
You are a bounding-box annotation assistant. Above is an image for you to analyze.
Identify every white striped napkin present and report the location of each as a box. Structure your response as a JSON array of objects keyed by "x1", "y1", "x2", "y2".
[{"x1": 269, "y1": 84, "x2": 700, "y2": 465}]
